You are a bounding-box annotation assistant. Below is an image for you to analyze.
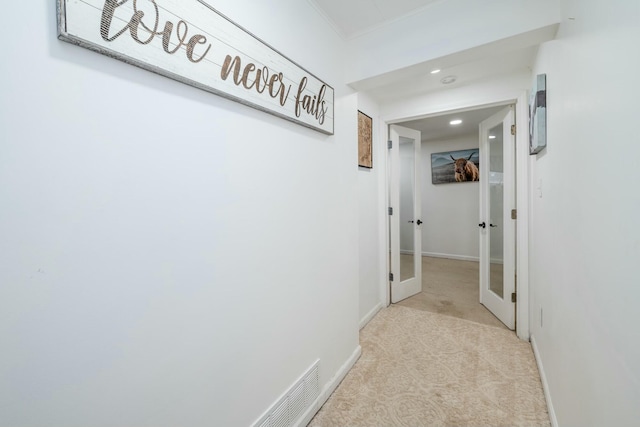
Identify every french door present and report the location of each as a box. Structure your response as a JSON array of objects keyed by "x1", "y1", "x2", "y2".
[
  {"x1": 389, "y1": 125, "x2": 422, "y2": 303},
  {"x1": 479, "y1": 107, "x2": 516, "y2": 329}
]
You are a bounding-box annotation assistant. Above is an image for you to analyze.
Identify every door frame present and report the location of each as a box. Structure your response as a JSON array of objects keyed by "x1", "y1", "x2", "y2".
[{"x1": 380, "y1": 92, "x2": 530, "y2": 340}]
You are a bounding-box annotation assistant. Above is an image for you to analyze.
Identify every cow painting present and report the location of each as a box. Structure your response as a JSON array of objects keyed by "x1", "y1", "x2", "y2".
[{"x1": 450, "y1": 153, "x2": 479, "y2": 182}]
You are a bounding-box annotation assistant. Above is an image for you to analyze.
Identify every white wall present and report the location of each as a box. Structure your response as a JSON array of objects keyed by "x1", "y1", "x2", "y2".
[
  {"x1": 0, "y1": 1, "x2": 359, "y2": 426},
  {"x1": 345, "y1": 0, "x2": 561, "y2": 84},
  {"x1": 529, "y1": 0, "x2": 640, "y2": 425},
  {"x1": 356, "y1": 92, "x2": 384, "y2": 326},
  {"x1": 421, "y1": 136, "x2": 480, "y2": 260}
]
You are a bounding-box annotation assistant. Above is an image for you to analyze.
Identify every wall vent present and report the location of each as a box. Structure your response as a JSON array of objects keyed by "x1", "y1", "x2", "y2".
[{"x1": 252, "y1": 360, "x2": 320, "y2": 427}]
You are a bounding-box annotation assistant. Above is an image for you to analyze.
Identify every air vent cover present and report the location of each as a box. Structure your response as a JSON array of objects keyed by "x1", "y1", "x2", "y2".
[{"x1": 252, "y1": 360, "x2": 320, "y2": 427}]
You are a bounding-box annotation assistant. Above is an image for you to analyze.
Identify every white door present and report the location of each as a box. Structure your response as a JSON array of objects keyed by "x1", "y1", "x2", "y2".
[
  {"x1": 479, "y1": 107, "x2": 516, "y2": 329},
  {"x1": 389, "y1": 125, "x2": 422, "y2": 303}
]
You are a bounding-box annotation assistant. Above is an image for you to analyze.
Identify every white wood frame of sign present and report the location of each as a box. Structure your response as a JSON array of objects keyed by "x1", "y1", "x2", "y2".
[{"x1": 57, "y1": 0, "x2": 335, "y2": 135}]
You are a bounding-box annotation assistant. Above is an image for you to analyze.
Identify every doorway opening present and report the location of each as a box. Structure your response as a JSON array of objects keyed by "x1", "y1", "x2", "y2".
[{"x1": 387, "y1": 104, "x2": 516, "y2": 331}]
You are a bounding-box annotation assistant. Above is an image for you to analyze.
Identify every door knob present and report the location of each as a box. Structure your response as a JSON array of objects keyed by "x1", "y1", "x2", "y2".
[
  {"x1": 479, "y1": 222, "x2": 486, "y2": 228},
  {"x1": 416, "y1": 219, "x2": 423, "y2": 225},
  {"x1": 408, "y1": 220, "x2": 414, "y2": 223},
  {"x1": 490, "y1": 224, "x2": 497, "y2": 228}
]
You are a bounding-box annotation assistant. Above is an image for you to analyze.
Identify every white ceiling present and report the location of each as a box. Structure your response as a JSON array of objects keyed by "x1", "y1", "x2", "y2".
[
  {"x1": 362, "y1": 45, "x2": 538, "y2": 103},
  {"x1": 310, "y1": 0, "x2": 441, "y2": 38},
  {"x1": 399, "y1": 105, "x2": 505, "y2": 142},
  {"x1": 310, "y1": 1, "x2": 557, "y2": 140}
]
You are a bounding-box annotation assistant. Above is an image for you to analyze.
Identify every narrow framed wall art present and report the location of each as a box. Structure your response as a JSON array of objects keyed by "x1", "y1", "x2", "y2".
[
  {"x1": 358, "y1": 111, "x2": 373, "y2": 168},
  {"x1": 529, "y1": 74, "x2": 547, "y2": 154}
]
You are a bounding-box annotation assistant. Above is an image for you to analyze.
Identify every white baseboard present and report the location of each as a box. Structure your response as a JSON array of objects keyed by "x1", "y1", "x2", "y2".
[
  {"x1": 422, "y1": 251, "x2": 479, "y2": 262},
  {"x1": 296, "y1": 345, "x2": 362, "y2": 427},
  {"x1": 359, "y1": 303, "x2": 382, "y2": 330},
  {"x1": 531, "y1": 335, "x2": 557, "y2": 427}
]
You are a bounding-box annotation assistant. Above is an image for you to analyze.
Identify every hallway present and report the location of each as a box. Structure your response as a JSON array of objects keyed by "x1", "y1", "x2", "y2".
[
  {"x1": 309, "y1": 305, "x2": 550, "y2": 426},
  {"x1": 2, "y1": 1, "x2": 638, "y2": 426},
  {"x1": 397, "y1": 256, "x2": 507, "y2": 330},
  {"x1": 309, "y1": 257, "x2": 549, "y2": 426}
]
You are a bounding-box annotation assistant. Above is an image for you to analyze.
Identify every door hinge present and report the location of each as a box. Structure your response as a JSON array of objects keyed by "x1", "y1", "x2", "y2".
[
  {"x1": 511, "y1": 209, "x2": 517, "y2": 220},
  {"x1": 389, "y1": 272, "x2": 394, "y2": 281},
  {"x1": 511, "y1": 125, "x2": 516, "y2": 136},
  {"x1": 511, "y1": 292, "x2": 517, "y2": 303},
  {"x1": 387, "y1": 140, "x2": 393, "y2": 149},
  {"x1": 388, "y1": 207, "x2": 393, "y2": 215}
]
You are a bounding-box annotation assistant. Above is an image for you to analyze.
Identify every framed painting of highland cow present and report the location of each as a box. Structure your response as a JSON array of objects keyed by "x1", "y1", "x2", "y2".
[{"x1": 431, "y1": 149, "x2": 480, "y2": 184}]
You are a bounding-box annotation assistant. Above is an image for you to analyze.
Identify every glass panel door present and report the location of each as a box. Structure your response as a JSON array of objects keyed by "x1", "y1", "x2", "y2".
[
  {"x1": 389, "y1": 125, "x2": 422, "y2": 303},
  {"x1": 489, "y1": 123, "x2": 504, "y2": 298},
  {"x1": 399, "y1": 136, "x2": 416, "y2": 282},
  {"x1": 479, "y1": 107, "x2": 516, "y2": 329}
]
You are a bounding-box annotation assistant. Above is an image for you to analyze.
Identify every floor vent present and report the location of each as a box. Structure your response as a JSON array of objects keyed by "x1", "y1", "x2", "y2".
[{"x1": 252, "y1": 360, "x2": 320, "y2": 427}]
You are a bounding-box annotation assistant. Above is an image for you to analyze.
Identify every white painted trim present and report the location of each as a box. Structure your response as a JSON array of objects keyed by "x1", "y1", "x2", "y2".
[
  {"x1": 516, "y1": 91, "x2": 531, "y2": 341},
  {"x1": 423, "y1": 254, "x2": 503, "y2": 264},
  {"x1": 297, "y1": 345, "x2": 362, "y2": 427},
  {"x1": 531, "y1": 335, "x2": 557, "y2": 427},
  {"x1": 377, "y1": 113, "x2": 390, "y2": 309},
  {"x1": 381, "y1": 117, "x2": 391, "y2": 308},
  {"x1": 422, "y1": 252, "x2": 479, "y2": 262},
  {"x1": 359, "y1": 303, "x2": 382, "y2": 330},
  {"x1": 381, "y1": 93, "x2": 531, "y2": 340}
]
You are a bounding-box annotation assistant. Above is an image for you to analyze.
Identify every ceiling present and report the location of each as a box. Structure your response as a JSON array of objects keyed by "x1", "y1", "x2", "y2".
[
  {"x1": 310, "y1": 1, "x2": 556, "y2": 140},
  {"x1": 310, "y1": 0, "x2": 441, "y2": 39},
  {"x1": 399, "y1": 105, "x2": 505, "y2": 142}
]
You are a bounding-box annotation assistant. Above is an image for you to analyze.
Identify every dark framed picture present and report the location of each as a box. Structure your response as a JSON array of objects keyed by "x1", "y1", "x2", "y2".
[
  {"x1": 431, "y1": 148, "x2": 480, "y2": 184},
  {"x1": 358, "y1": 111, "x2": 373, "y2": 168},
  {"x1": 529, "y1": 74, "x2": 547, "y2": 155}
]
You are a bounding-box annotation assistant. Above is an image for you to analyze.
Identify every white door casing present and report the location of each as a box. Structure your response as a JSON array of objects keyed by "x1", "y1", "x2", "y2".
[{"x1": 389, "y1": 125, "x2": 422, "y2": 303}]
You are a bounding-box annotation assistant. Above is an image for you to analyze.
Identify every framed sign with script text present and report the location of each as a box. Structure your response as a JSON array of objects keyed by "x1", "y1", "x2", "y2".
[{"x1": 57, "y1": 0, "x2": 334, "y2": 134}]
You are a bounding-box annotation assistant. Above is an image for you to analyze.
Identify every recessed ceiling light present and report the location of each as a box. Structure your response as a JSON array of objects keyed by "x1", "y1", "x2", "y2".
[
  {"x1": 440, "y1": 75, "x2": 457, "y2": 84},
  {"x1": 489, "y1": 135, "x2": 496, "y2": 139},
  {"x1": 430, "y1": 69, "x2": 441, "y2": 74},
  {"x1": 450, "y1": 119, "x2": 462, "y2": 125}
]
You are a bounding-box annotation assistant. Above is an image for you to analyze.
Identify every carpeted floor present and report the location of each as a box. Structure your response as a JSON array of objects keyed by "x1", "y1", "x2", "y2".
[
  {"x1": 308, "y1": 306, "x2": 550, "y2": 426},
  {"x1": 397, "y1": 256, "x2": 507, "y2": 330}
]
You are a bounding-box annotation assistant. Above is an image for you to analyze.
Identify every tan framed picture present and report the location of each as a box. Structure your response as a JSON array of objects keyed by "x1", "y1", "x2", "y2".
[{"x1": 358, "y1": 111, "x2": 373, "y2": 168}]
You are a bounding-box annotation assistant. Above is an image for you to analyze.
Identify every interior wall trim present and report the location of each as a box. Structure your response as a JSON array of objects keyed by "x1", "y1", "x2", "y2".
[
  {"x1": 531, "y1": 335, "x2": 558, "y2": 427},
  {"x1": 360, "y1": 303, "x2": 383, "y2": 330},
  {"x1": 421, "y1": 252, "x2": 479, "y2": 262},
  {"x1": 297, "y1": 345, "x2": 362, "y2": 427}
]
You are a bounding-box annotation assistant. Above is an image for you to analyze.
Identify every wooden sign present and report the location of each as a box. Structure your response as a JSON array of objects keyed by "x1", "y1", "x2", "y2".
[{"x1": 57, "y1": 0, "x2": 334, "y2": 134}]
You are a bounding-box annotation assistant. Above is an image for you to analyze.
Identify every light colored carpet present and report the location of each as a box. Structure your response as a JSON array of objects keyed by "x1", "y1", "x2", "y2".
[
  {"x1": 309, "y1": 306, "x2": 550, "y2": 427},
  {"x1": 397, "y1": 256, "x2": 507, "y2": 330}
]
